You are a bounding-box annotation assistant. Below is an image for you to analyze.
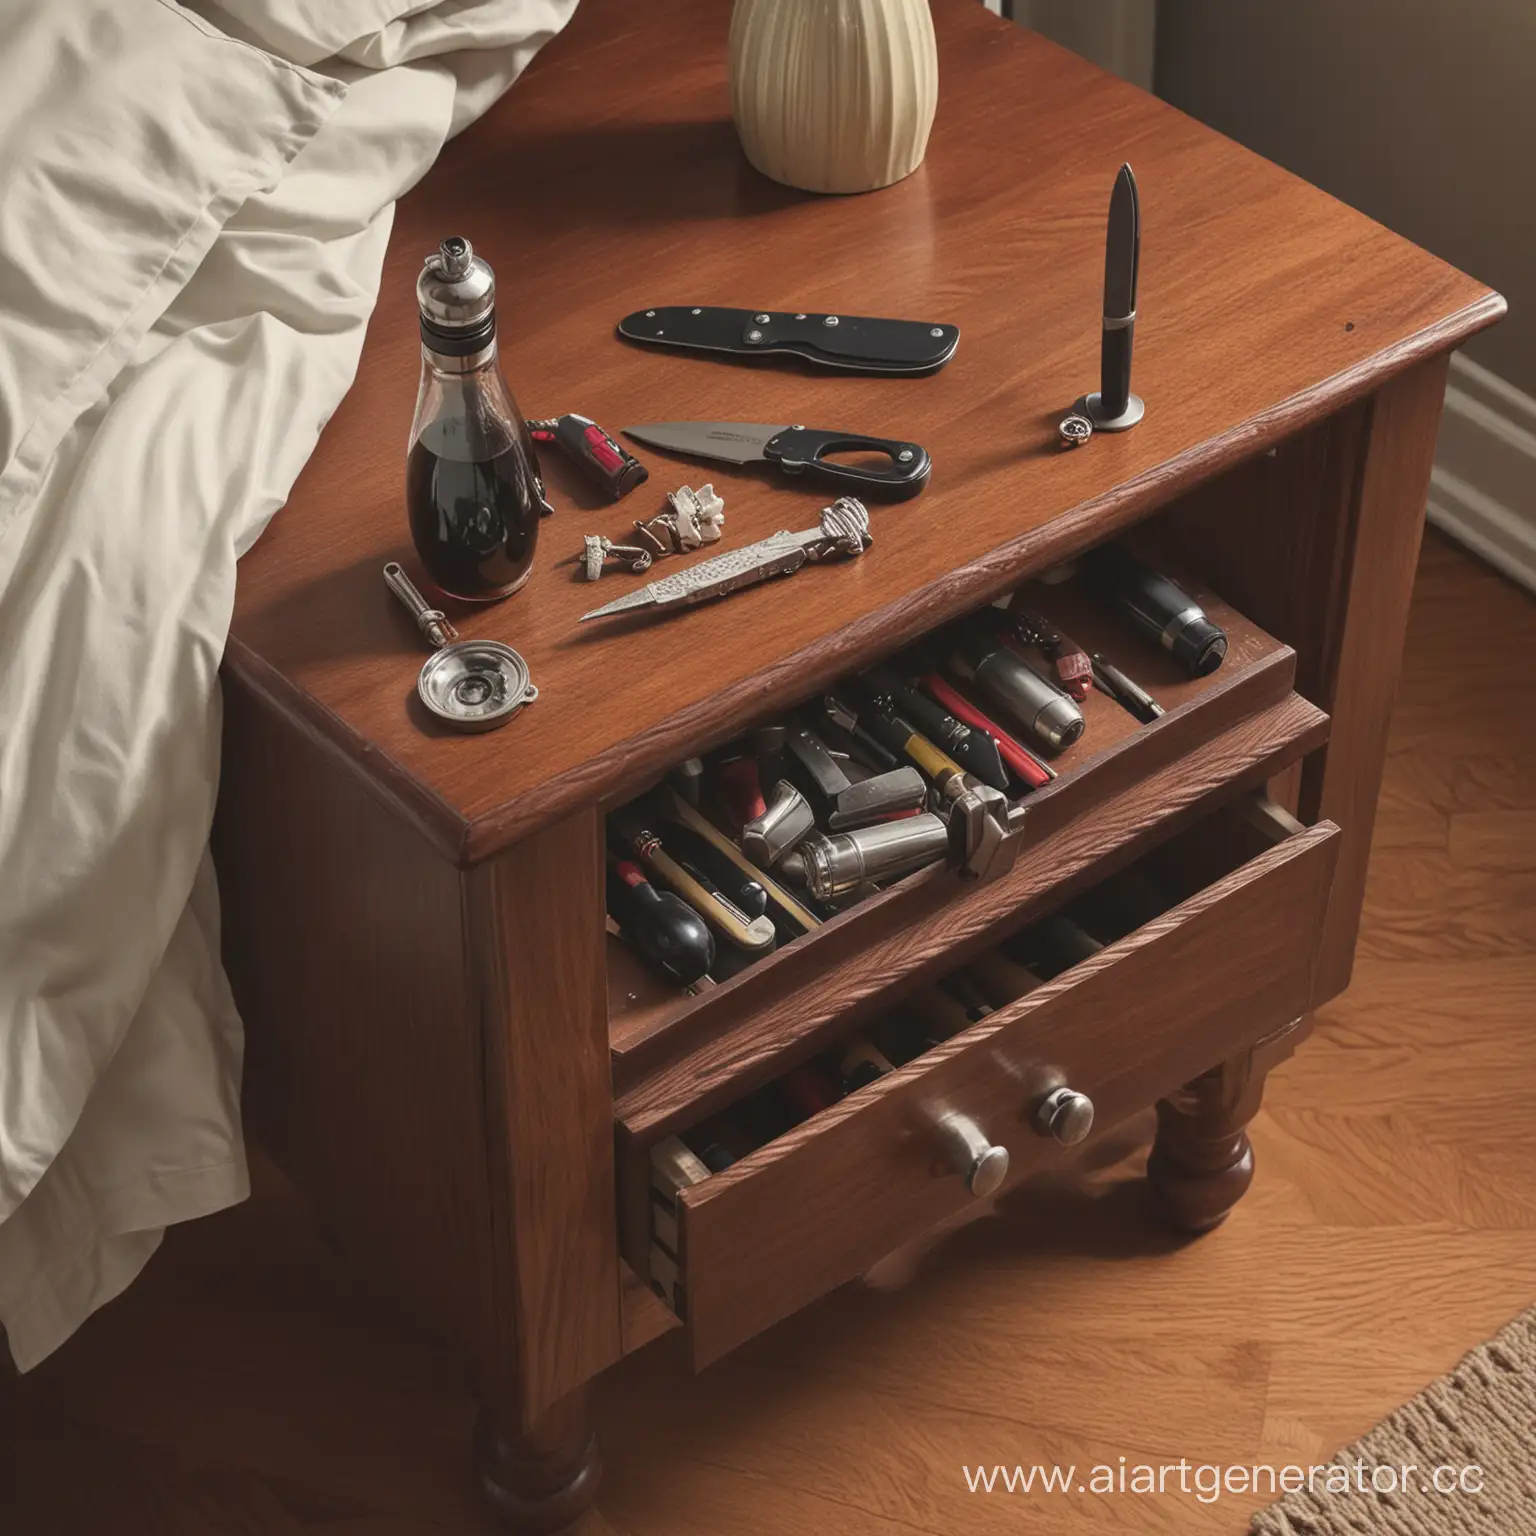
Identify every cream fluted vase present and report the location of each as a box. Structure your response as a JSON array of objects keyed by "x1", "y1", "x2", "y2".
[{"x1": 729, "y1": 0, "x2": 939, "y2": 195}]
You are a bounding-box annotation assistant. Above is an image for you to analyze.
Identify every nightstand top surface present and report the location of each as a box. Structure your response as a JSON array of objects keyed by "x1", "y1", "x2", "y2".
[{"x1": 227, "y1": 0, "x2": 1501, "y2": 863}]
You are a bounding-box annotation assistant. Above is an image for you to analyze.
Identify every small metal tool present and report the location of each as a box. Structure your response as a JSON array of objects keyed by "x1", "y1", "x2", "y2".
[
  {"x1": 579, "y1": 498, "x2": 871, "y2": 622},
  {"x1": 581, "y1": 534, "x2": 654, "y2": 580},
  {"x1": 384, "y1": 562, "x2": 537, "y2": 732},
  {"x1": 783, "y1": 723, "x2": 929, "y2": 829},
  {"x1": 741, "y1": 780, "x2": 817, "y2": 867},
  {"x1": 1090, "y1": 652, "x2": 1165, "y2": 723},
  {"x1": 779, "y1": 815, "x2": 951, "y2": 902}
]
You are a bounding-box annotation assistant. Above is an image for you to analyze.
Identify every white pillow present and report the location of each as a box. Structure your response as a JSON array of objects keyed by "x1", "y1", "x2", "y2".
[{"x1": 0, "y1": 0, "x2": 345, "y2": 541}]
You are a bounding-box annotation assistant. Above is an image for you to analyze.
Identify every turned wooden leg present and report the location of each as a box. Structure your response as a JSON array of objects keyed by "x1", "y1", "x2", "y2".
[
  {"x1": 1148, "y1": 1016, "x2": 1310, "y2": 1233},
  {"x1": 473, "y1": 1387, "x2": 601, "y2": 1534}
]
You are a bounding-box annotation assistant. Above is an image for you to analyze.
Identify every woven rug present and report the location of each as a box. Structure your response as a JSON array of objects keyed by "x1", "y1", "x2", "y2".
[{"x1": 1251, "y1": 1306, "x2": 1536, "y2": 1534}]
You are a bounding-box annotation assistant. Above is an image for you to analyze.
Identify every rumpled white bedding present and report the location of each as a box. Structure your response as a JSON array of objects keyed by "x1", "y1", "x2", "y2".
[{"x1": 0, "y1": 0, "x2": 576, "y2": 1372}]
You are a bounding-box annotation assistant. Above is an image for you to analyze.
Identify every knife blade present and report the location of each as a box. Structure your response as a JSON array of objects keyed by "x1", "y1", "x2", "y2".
[
  {"x1": 623, "y1": 420, "x2": 930, "y2": 500},
  {"x1": 1099, "y1": 162, "x2": 1140, "y2": 420},
  {"x1": 618, "y1": 306, "x2": 959, "y2": 374}
]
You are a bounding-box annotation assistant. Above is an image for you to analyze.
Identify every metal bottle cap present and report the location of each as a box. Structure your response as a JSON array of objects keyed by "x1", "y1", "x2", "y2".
[
  {"x1": 417, "y1": 236, "x2": 496, "y2": 352},
  {"x1": 1033, "y1": 694, "x2": 1086, "y2": 753}
]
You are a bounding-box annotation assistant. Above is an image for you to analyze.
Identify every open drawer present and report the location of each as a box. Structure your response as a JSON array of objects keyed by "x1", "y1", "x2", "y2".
[
  {"x1": 606, "y1": 545, "x2": 1330, "y2": 1124},
  {"x1": 619, "y1": 795, "x2": 1340, "y2": 1368}
]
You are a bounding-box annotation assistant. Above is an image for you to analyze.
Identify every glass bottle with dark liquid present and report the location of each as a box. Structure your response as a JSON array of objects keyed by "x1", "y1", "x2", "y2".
[{"x1": 408, "y1": 236, "x2": 550, "y2": 602}]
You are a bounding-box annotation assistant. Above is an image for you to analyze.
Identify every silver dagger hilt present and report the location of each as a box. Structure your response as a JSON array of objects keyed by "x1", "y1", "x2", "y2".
[
  {"x1": 579, "y1": 498, "x2": 872, "y2": 622},
  {"x1": 384, "y1": 561, "x2": 459, "y2": 649}
]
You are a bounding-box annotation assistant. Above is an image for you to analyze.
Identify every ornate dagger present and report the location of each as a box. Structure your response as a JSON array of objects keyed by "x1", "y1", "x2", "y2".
[{"x1": 579, "y1": 497, "x2": 871, "y2": 622}]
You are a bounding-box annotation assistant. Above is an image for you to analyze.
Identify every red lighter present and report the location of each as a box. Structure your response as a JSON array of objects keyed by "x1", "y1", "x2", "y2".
[{"x1": 527, "y1": 412, "x2": 649, "y2": 501}]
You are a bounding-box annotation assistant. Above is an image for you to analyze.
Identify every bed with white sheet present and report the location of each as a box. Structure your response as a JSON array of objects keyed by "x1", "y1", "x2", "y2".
[{"x1": 0, "y1": 0, "x2": 577, "y2": 1372}]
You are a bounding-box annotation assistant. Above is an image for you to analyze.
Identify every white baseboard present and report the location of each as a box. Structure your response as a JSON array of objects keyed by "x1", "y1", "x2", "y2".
[{"x1": 1427, "y1": 353, "x2": 1536, "y2": 594}]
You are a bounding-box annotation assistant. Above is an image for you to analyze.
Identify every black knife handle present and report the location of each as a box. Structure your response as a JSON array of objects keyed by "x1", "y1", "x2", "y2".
[
  {"x1": 762, "y1": 426, "x2": 931, "y2": 501},
  {"x1": 618, "y1": 307, "x2": 959, "y2": 374},
  {"x1": 1100, "y1": 319, "x2": 1135, "y2": 420}
]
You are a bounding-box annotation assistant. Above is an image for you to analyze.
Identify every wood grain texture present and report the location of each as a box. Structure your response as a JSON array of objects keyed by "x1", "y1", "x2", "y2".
[
  {"x1": 672, "y1": 818, "x2": 1338, "y2": 1366},
  {"x1": 468, "y1": 812, "x2": 622, "y2": 1425},
  {"x1": 224, "y1": 0, "x2": 1501, "y2": 867},
  {"x1": 1159, "y1": 359, "x2": 1455, "y2": 1001},
  {"x1": 1297, "y1": 359, "x2": 1454, "y2": 996},
  {"x1": 605, "y1": 586, "x2": 1302, "y2": 1069},
  {"x1": 615, "y1": 691, "x2": 1329, "y2": 1142},
  {"x1": 1149, "y1": 1016, "x2": 1311, "y2": 1234},
  {"x1": 216, "y1": 688, "x2": 623, "y2": 1441},
  {"x1": 214, "y1": 676, "x2": 512, "y2": 1387},
  {"x1": 6, "y1": 533, "x2": 1533, "y2": 1536}
]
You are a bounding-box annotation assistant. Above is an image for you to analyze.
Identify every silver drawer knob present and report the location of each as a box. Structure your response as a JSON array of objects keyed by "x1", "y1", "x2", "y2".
[
  {"x1": 1033, "y1": 1086, "x2": 1094, "y2": 1146},
  {"x1": 936, "y1": 1112, "x2": 1010, "y2": 1198}
]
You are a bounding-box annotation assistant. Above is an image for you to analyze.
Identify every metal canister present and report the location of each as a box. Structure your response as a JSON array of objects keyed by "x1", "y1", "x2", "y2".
[{"x1": 779, "y1": 814, "x2": 950, "y2": 902}]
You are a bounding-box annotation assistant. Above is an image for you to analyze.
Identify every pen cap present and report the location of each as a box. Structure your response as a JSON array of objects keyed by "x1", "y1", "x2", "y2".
[{"x1": 1166, "y1": 612, "x2": 1227, "y2": 677}]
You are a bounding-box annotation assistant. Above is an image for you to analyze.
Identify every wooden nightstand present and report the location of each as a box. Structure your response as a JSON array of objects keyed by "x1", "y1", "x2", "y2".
[{"x1": 214, "y1": 1, "x2": 1502, "y2": 1527}]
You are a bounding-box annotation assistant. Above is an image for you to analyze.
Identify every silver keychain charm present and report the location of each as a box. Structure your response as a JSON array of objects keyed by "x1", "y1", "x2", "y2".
[
  {"x1": 581, "y1": 534, "x2": 654, "y2": 581},
  {"x1": 1058, "y1": 412, "x2": 1093, "y2": 449}
]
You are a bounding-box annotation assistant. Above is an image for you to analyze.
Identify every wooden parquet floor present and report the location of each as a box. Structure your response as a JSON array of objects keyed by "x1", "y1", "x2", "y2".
[{"x1": 3, "y1": 532, "x2": 1534, "y2": 1535}]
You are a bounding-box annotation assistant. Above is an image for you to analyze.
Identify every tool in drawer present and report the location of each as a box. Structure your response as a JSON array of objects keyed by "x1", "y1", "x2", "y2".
[
  {"x1": 1006, "y1": 605, "x2": 1094, "y2": 702},
  {"x1": 665, "y1": 792, "x2": 822, "y2": 936},
  {"x1": 1007, "y1": 914, "x2": 1103, "y2": 978},
  {"x1": 609, "y1": 806, "x2": 776, "y2": 952},
  {"x1": 1090, "y1": 652, "x2": 1165, "y2": 723},
  {"x1": 948, "y1": 616, "x2": 1085, "y2": 755},
  {"x1": 740, "y1": 780, "x2": 817, "y2": 867},
  {"x1": 579, "y1": 496, "x2": 873, "y2": 621},
  {"x1": 778, "y1": 815, "x2": 951, "y2": 902},
  {"x1": 778, "y1": 1062, "x2": 844, "y2": 1122},
  {"x1": 651, "y1": 1135, "x2": 711, "y2": 1199},
  {"x1": 917, "y1": 674, "x2": 1055, "y2": 791},
  {"x1": 943, "y1": 970, "x2": 996, "y2": 1021},
  {"x1": 1081, "y1": 545, "x2": 1227, "y2": 678},
  {"x1": 873, "y1": 987, "x2": 973, "y2": 1063},
  {"x1": 965, "y1": 949, "x2": 1045, "y2": 1009},
  {"x1": 826, "y1": 689, "x2": 1014, "y2": 879},
  {"x1": 837, "y1": 1035, "x2": 896, "y2": 1092},
  {"x1": 782, "y1": 721, "x2": 930, "y2": 829},
  {"x1": 814, "y1": 694, "x2": 904, "y2": 776},
  {"x1": 606, "y1": 856, "x2": 715, "y2": 985},
  {"x1": 857, "y1": 665, "x2": 1011, "y2": 793}
]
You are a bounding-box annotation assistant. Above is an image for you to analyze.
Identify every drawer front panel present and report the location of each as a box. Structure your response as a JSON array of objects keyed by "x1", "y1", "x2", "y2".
[{"x1": 674, "y1": 819, "x2": 1339, "y2": 1367}]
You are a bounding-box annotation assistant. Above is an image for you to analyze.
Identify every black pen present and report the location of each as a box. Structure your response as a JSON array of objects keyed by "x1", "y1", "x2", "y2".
[{"x1": 1091, "y1": 653, "x2": 1164, "y2": 724}]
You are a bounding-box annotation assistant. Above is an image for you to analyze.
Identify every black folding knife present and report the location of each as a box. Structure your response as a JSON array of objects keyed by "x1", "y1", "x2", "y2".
[{"x1": 617, "y1": 306, "x2": 959, "y2": 374}]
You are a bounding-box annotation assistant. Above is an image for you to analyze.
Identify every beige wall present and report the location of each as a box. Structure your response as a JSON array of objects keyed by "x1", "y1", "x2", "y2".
[{"x1": 1154, "y1": 0, "x2": 1534, "y2": 393}]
